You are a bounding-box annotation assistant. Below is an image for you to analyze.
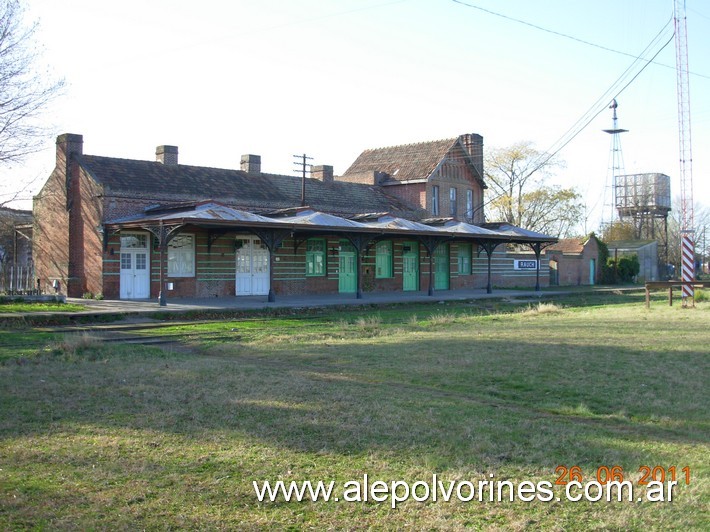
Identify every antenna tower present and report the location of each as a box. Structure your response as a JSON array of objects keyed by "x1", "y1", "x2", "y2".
[
  {"x1": 602, "y1": 99, "x2": 628, "y2": 229},
  {"x1": 674, "y1": 0, "x2": 695, "y2": 305}
]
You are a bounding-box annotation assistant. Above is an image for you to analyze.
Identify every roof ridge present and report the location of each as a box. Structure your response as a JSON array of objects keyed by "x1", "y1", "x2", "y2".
[{"x1": 359, "y1": 137, "x2": 457, "y2": 153}]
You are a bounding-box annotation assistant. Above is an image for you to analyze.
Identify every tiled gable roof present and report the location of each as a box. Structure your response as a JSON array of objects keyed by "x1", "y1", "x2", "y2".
[
  {"x1": 341, "y1": 138, "x2": 458, "y2": 182},
  {"x1": 545, "y1": 238, "x2": 586, "y2": 254},
  {"x1": 78, "y1": 155, "x2": 424, "y2": 218}
]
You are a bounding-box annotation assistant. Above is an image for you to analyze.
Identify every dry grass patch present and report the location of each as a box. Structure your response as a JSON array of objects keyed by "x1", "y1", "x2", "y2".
[
  {"x1": 519, "y1": 301, "x2": 563, "y2": 316},
  {"x1": 52, "y1": 332, "x2": 103, "y2": 358},
  {"x1": 426, "y1": 311, "x2": 460, "y2": 325}
]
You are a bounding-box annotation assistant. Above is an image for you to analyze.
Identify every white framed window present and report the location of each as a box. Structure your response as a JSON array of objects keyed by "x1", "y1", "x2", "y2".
[
  {"x1": 168, "y1": 234, "x2": 195, "y2": 277},
  {"x1": 466, "y1": 189, "x2": 473, "y2": 221},
  {"x1": 450, "y1": 187, "x2": 457, "y2": 217},
  {"x1": 432, "y1": 185, "x2": 440, "y2": 216}
]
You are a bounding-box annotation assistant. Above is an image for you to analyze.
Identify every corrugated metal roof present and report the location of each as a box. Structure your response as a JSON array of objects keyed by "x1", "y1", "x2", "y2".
[
  {"x1": 435, "y1": 220, "x2": 500, "y2": 236},
  {"x1": 269, "y1": 209, "x2": 369, "y2": 229},
  {"x1": 107, "y1": 203, "x2": 556, "y2": 244},
  {"x1": 481, "y1": 222, "x2": 555, "y2": 240},
  {"x1": 362, "y1": 215, "x2": 438, "y2": 232},
  {"x1": 109, "y1": 202, "x2": 274, "y2": 224}
]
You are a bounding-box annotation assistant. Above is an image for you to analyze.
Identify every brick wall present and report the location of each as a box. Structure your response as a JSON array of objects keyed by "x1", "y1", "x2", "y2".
[
  {"x1": 382, "y1": 143, "x2": 486, "y2": 223},
  {"x1": 428, "y1": 146, "x2": 486, "y2": 223},
  {"x1": 472, "y1": 249, "x2": 549, "y2": 289},
  {"x1": 78, "y1": 169, "x2": 105, "y2": 296},
  {"x1": 546, "y1": 239, "x2": 600, "y2": 286},
  {"x1": 33, "y1": 168, "x2": 70, "y2": 295}
]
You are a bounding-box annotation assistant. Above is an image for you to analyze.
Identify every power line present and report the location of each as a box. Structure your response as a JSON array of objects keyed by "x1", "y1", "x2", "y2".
[
  {"x1": 529, "y1": 21, "x2": 676, "y2": 178},
  {"x1": 450, "y1": 0, "x2": 710, "y2": 81}
]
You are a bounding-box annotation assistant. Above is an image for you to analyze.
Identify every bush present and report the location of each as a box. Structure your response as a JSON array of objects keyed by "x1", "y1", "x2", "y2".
[
  {"x1": 605, "y1": 254, "x2": 640, "y2": 284},
  {"x1": 618, "y1": 255, "x2": 640, "y2": 283},
  {"x1": 82, "y1": 291, "x2": 94, "y2": 299}
]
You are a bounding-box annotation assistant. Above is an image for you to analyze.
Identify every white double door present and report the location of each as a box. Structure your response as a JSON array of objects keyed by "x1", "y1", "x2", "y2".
[
  {"x1": 236, "y1": 236, "x2": 270, "y2": 296},
  {"x1": 120, "y1": 249, "x2": 150, "y2": 299}
]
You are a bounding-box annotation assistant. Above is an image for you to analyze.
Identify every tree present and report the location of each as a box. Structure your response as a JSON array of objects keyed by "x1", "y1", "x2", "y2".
[
  {"x1": 601, "y1": 219, "x2": 636, "y2": 242},
  {"x1": 0, "y1": 0, "x2": 63, "y2": 167},
  {"x1": 484, "y1": 141, "x2": 583, "y2": 237}
]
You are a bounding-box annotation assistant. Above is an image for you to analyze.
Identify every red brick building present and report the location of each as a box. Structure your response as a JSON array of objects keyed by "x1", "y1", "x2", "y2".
[
  {"x1": 33, "y1": 133, "x2": 554, "y2": 301},
  {"x1": 544, "y1": 236, "x2": 601, "y2": 286}
]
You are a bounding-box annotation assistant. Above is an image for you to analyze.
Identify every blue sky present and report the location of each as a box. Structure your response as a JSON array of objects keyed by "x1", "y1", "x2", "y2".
[{"x1": 5, "y1": 0, "x2": 709, "y2": 233}]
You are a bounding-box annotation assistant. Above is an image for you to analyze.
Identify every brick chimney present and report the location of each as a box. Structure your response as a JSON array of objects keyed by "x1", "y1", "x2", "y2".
[
  {"x1": 240, "y1": 154, "x2": 261, "y2": 174},
  {"x1": 56, "y1": 134, "x2": 83, "y2": 207},
  {"x1": 56, "y1": 133, "x2": 83, "y2": 164},
  {"x1": 460, "y1": 133, "x2": 483, "y2": 179},
  {"x1": 156, "y1": 145, "x2": 178, "y2": 165},
  {"x1": 311, "y1": 165, "x2": 333, "y2": 183}
]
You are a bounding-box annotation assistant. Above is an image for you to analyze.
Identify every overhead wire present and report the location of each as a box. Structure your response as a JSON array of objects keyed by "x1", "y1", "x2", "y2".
[
  {"x1": 418, "y1": 11, "x2": 677, "y2": 220},
  {"x1": 529, "y1": 17, "x2": 676, "y2": 173},
  {"x1": 450, "y1": 0, "x2": 709, "y2": 80}
]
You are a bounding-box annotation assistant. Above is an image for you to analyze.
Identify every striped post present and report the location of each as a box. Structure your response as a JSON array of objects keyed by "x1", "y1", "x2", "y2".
[{"x1": 681, "y1": 235, "x2": 695, "y2": 302}]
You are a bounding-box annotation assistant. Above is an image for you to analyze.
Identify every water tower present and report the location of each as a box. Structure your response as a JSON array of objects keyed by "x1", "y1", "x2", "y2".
[{"x1": 615, "y1": 172, "x2": 671, "y2": 269}]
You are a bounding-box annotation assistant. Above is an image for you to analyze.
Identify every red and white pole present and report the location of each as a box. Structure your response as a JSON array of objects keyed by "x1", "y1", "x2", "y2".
[{"x1": 681, "y1": 234, "x2": 694, "y2": 304}]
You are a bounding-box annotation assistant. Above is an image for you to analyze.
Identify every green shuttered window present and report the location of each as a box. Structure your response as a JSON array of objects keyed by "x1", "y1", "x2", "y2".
[
  {"x1": 375, "y1": 240, "x2": 393, "y2": 278},
  {"x1": 306, "y1": 238, "x2": 326, "y2": 276},
  {"x1": 458, "y1": 243, "x2": 472, "y2": 275}
]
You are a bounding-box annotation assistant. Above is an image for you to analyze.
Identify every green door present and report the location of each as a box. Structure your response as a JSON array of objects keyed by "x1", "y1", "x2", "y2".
[
  {"x1": 402, "y1": 242, "x2": 419, "y2": 291},
  {"x1": 434, "y1": 243, "x2": 450, "y2": 290},
  {"x1": 589, "y1": 259, "x2": 596, "y2": 285},
  {"x1": 338, "y1": 243, "x2": 357, "y2": 293}
]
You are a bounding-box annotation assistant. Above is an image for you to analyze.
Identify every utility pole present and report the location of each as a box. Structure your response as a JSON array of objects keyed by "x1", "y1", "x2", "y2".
[
  {"x1": 293, "y1": 153, "x2": 313, "y2": 207},
  {"x1": 674, "y1": 0, "x2": 695, "y2": 306}
]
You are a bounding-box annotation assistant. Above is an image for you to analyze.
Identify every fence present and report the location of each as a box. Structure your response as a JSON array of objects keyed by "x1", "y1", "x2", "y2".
[{"x1": 0, "y1": 263, "x2": 38, "y2": 294}]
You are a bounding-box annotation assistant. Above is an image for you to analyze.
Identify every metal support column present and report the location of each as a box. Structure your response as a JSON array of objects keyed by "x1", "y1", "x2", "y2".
[{"x1": 251, "y1": 229, "x2": 292, "y2": 303}]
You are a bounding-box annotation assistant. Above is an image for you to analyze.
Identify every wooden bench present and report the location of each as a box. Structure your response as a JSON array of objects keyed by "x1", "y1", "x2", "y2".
[{"x1": 645, "y1": 281, "x2": 710, "y2": 308}]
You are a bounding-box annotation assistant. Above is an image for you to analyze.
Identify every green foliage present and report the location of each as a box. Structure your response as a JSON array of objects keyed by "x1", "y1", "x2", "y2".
[
  {"x1": 606, "y1": 254, "x2": 640, "y2": 284},
  {"x1": 601, "y1": 219, "x2": 637, "y2": 242},
  {"x1": 589, "y1": 233, "x2": 612, "y2": 284},
  {"x1": 484, "y1": 141, "x2": 583, "y2": 237}
]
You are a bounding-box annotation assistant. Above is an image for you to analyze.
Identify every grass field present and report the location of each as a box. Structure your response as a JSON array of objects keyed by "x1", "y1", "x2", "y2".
[{"x1": 0, "y1": 293, "x2": 708, "y2": 529}]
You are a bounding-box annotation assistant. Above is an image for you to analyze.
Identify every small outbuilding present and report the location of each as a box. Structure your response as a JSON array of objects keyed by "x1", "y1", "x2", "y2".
[
  {"x1": 544, "y1": 236, "x2": 601, "y2": 286},
  {"x1": 606, "y1": 240, "x2": 659, "y2": 282}
]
